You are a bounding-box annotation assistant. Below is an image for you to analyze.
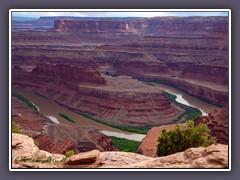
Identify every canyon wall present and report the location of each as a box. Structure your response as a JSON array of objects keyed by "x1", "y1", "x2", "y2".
[
  {"x1": 194, "y1": 107, "x2": 229, "y2": 144},
  {"x1": 49, "y1": 17, "x2": 228, "y2": 34},
  {"x1": 12, "y1": 16, "x2": 229, "y2": 110},
  {"x1": 13, "y1": 64, "x2": 183, "y2": 126},
  {"x1": 13, "y1": 63, "x2": 107, "y2": 90}
]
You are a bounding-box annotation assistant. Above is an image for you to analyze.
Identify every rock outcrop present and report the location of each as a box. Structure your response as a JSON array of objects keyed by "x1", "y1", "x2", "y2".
[
  {"x1": 195, "y1": 107, "x2": 229, "y2": 144},
  {"x1": 12, "y1": 133, "x2": 228, "y2": 169},
  {"x1": 137, "y1": 124, "x2": 181, "y2": 157},
  {"x1": 12, "y1": 133, "x2": 65, "y2": 162},
  {"x1": 44, "y1": 124, "x2": 117, "y2": 152}
]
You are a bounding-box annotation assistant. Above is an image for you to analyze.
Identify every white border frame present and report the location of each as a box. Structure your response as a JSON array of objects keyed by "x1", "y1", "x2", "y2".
[{"x1": 9, "y1": 9, "x2": 231, "y2": 171}]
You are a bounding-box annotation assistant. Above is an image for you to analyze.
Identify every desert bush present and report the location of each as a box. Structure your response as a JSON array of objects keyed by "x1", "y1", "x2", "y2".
[
  {"x1": 157, "y1": 120, "x2": 216, "y2": 156},
  {"x1": 12, "y1": 121, "x2": 22, "y2": 134},
  {"x1": 65, "y1": 150, "x2": 75, "y2": 157}
]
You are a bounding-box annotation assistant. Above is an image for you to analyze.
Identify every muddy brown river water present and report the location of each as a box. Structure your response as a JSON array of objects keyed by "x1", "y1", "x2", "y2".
[{"x1": 13, "y1": 84, "x2": 219, "y2": 141}]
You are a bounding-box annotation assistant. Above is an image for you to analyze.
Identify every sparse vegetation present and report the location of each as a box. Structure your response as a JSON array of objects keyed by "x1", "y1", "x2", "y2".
[
  {"x1": 108, "y1": 136, "x2": 141, "y2": 153},
  {"x1": 12, "y1": 121, "x2": 22, "y2": 134},
  {"x1": 76, "y1": 112, "x2": 150, "y2": 134},
  {"x1": 59, "y1": 113, "x2": 76, "y2": 123},
  {"x1": 65, "y1": 150, "x2": 75, "y2": 157},
  {"x1": 35, "y1": 92, "x2": 47, "y2": 99},
  {"x1": 163, "y1": 91, "x2": 202, "y2": 122},
  {"x1": 34, "y1": 140, "x2": 39, "y2": 147},
  {"x1": 157, "y1": 120, "x2": 216, "y2": 157},
  {"x1": 12, "y1": 92, "x2": 38, "y2": 111},
  {"x1": 14, "y1": 157, "x2": 66, "y2": 163}
]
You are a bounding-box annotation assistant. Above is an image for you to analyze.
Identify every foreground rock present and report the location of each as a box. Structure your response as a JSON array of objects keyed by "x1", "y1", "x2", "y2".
[
  {"x1": 12, "y1": 133, "x2": 228, "y2": 169},
  {"x1": 124, "y1": 144, "x2": 228, "y2": 168},
  {"x1": 195, "y1": 107, "x2": 229, "y2": 144},
  {"x1": 12, "y1": 133, "x2": 65, "y2": 162},
  {"x1": 66, "y1": 150, "x2": 100, "y2": 165}
]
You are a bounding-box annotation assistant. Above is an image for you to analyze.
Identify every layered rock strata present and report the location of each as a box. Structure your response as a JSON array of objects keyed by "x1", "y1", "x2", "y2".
[
  {"x1": 13, "y1": 64, "x2": 183, "y2": 126},
  {"x1": 195, "y1": 107, "x2": 229, "y2": 144},
  {"x1": 49, "y1": 17, "x2": 228, "y2": 34},
  {"x1": 12, "y1": 17, "x2": 228, "y2": 107}
]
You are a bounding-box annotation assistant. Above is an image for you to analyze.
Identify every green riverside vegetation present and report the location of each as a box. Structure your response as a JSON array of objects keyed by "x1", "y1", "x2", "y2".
[
  {"x1": 157, "y1": 120, "x2": 216, "y2": 157},
  {"x1": 163, "y1": 91, "x2": 202, "y2": 123},
  {"x1": 12, "y1": 92, "x2": 38, "y2": 111},
  {"x1": 108, "y1": 136, "x2": 141, "y2": 153},
  {"x1": 76, "y1": 112, "x2": 149, "y2": 134},
  {"x1": 35, "y1": 92, "x2": 47, "y2": 99},
  {"x1": 143, "y1": 80, "x2": 223, "y2": 108},
  {"x1": 59, "y1": 113, "x2": 76, "y2": 123}
]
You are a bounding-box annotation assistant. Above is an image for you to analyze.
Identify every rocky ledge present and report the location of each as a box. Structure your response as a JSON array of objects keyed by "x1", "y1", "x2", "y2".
[{"x1": 12, "y1": 133, "x2": 228, "y2": 169}]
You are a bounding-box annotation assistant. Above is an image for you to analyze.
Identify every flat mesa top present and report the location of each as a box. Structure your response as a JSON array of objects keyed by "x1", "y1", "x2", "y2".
[{"x1": 79, "y1": 75, "x2": 162, "y2": 93}]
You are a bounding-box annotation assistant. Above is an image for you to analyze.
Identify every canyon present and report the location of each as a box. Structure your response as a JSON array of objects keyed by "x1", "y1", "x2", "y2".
[
  {"x1": 11, "y1": 15, "x2": 229, "y2": 169},
  {"x1": 13, "y1": 63, "x2": 182, "y2": 126},
  {"x1": 12, "y1": 17, "x2": 228, "y2": 107},
  {"x1": 12, "y1": 96, "x2": 117, "y2": 154}
]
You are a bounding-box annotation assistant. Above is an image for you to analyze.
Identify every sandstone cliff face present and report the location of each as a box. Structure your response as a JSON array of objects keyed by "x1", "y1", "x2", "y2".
[
  {"x1": 13, "y1": 63, "x2": 107, "y2": 90},
  {"x1": 181, "y1": 64, "x2": 228, "y2": 86},
  {"x1": 129, "y1": 73, "x2": 228, "y2": 106},
  {"x1": 195, "y1": 107, "x2": 229, "y2": 144},
  {"x1": 49, "y1": 17, "x2": 228, "y2": 34},
  {"x1": 12, "y1": 133, "x2": 228, "y2": 169}
]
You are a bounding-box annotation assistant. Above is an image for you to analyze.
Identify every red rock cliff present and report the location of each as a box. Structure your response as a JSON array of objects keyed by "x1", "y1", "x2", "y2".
[{"x1": 49, "y1": 17, "x2": 228, "y2": 34}]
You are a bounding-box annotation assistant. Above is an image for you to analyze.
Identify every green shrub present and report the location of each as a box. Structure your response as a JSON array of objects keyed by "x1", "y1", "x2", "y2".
[
  {"x1": 12, "y1": 121, "x2": 22, "y2": 134},
  {"x1": 156, "y1": 120, "x2": 216, "y2": 157},
  {"x1": 65, "y1": 150, "x2": 75, "y2": 157}
]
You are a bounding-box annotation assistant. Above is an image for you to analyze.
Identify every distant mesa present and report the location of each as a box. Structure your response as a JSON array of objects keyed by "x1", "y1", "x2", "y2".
[{"x1": 49, "y1": 17, "x2": 228, "y2": 34}]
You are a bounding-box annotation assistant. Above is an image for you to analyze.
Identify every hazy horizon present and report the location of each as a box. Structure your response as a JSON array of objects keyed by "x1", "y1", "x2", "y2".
[{"x1": 12, "y1": 11, "x2": 229, "y2": 18}]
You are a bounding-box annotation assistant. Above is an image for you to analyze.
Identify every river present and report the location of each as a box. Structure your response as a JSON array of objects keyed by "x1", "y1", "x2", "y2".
[
  {"x1": 152, "y1": 83, "x2": 219, "y2": 115},
  {"x1": 13, "y1": 84, "x2": 219, "y2": 142}
]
